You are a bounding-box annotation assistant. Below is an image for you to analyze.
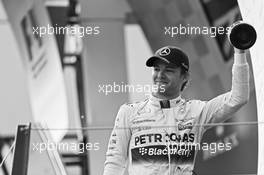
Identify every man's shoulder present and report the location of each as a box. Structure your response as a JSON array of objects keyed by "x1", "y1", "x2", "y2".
[
  {"x1": 185, "y1": 98, "x2": 207, "y2": 108},
  {"x1": 122, "y1": 98, "x2": 148, "y2": 109},
  {"x1": 119, "y1": 98, "x2": 149, "y2": 114},
  {"x1": 188, "y1": 98, "x2": 206, "y2": 103}
]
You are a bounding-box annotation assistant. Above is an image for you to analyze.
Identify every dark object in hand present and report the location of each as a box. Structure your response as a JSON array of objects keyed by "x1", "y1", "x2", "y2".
[{"x1": 228, "y1": 21, "x2": 257, "y2": 50}]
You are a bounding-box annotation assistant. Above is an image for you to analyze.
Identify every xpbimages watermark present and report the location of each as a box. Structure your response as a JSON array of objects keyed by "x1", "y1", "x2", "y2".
[
  {"x1": 32, "y1": 141, "x2": 100, "y2": 154},
  {"x1": 164, "y1": 24, "x2": 231, "y2": 38},
  {"x1": 32, "y1": 24, "x2": 100, "y2": 37},
  {"x1": 98, "y1": 82, "x2": 165, "y2": 95}
]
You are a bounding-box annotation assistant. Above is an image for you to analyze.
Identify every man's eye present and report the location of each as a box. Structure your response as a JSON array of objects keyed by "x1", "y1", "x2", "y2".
[
  {"x1": 154, "y1": 67, "x2": 160, "y2": 71},
  {"x1": 166, "y1": 69, "x2": 174, "y2": 73}
]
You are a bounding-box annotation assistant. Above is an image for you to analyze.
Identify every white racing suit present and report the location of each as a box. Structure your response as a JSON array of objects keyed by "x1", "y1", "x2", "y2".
[{"x1": 103, "y1": 53, "x2": 250, "y2": 175}]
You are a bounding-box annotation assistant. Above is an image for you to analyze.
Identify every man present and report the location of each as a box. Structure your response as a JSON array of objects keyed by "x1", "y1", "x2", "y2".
[{"x1": 103, "y1": 45, "x2": 249, "y2": 175}]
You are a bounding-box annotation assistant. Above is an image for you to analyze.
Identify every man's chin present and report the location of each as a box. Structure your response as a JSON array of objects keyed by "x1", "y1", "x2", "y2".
[
  {"x1": 158, "y1": 84, "x2": 167, "y2": 93},
  {"x1": 152, "y1": 83, "x2": 168, "y2": 94},
  {"x1": 153, "y1": 88, "x2": 167, "y2": 95}
]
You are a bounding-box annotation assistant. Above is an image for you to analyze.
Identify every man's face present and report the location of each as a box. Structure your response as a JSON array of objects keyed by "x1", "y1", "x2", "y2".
[{"x1": 152, "y1": 60, "x2": 186, "y2": 97}]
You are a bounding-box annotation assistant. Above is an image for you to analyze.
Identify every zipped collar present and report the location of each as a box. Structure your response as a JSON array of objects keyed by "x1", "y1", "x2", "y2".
[{"x1": 149, "y1": 94, "x2": 182, "y2": 108}]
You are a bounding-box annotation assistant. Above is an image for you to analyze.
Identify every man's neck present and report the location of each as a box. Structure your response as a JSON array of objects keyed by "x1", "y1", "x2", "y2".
[{"x1": 152, "y1": 92, "x2": 180, "y2": 100}]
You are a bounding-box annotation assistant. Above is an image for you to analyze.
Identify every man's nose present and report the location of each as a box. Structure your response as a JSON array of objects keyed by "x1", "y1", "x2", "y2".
[{"x1": 157, "y1": 70, "x2": 165, "y2": 78}]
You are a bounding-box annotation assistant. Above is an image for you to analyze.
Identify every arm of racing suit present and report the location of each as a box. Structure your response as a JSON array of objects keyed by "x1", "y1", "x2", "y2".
[
  {"x1": 201, "y1": 49, "x2": 250, "y2": 129},
  {"x1": 103, "y1": 104, "x2": 131, "y2": 175}
]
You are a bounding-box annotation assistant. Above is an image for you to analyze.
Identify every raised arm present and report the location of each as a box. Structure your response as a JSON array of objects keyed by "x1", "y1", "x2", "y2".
[
  {"x1": 103, "y1": 104, "x2": 131, "y2": 175},
  {"x1": 201, "y1": 49, "x2": 250, "y2": 128}
]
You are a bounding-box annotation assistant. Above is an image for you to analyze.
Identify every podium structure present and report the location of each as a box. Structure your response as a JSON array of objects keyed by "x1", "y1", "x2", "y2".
[{"x1": 11, "y1": 124, "x2": 67, "y2": 175}]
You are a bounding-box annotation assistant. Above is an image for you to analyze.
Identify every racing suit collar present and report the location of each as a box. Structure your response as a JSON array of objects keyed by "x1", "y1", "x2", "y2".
[{"x1": 149, "y1": 94, "x2": 182, "y2": 108}]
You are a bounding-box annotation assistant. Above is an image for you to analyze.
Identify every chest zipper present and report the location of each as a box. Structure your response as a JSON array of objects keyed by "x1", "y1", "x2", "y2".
[
  {"x1": 167, "y1": 140, "x2": 171, "y2": 175},
  {"x1": 163, "y1": 128, "x2": 171, "y2": 175}
]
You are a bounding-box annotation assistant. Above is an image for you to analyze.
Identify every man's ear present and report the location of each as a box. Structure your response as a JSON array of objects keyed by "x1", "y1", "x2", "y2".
[
  {"x1": 180, "y1": 72, "x2": 190, "y2": 91},
  {"x1": 182, "y1": 72, "x2": 190, "y2": 81}
]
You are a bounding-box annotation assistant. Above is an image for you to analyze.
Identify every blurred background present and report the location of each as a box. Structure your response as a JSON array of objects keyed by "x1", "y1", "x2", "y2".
[{"x1": 0, "y1": 0, "x2": 261, "y2": 174}]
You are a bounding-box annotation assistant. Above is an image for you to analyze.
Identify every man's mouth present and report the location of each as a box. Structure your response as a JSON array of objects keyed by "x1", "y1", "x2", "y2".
[{"x1": 155, "y1": 81, "x2": 168, "y2": 85}]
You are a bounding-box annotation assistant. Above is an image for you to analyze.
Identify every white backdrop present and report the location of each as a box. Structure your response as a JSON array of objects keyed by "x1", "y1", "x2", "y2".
[{"x1": 237, "y1": 0, "x2": 264, "y2": 174}]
